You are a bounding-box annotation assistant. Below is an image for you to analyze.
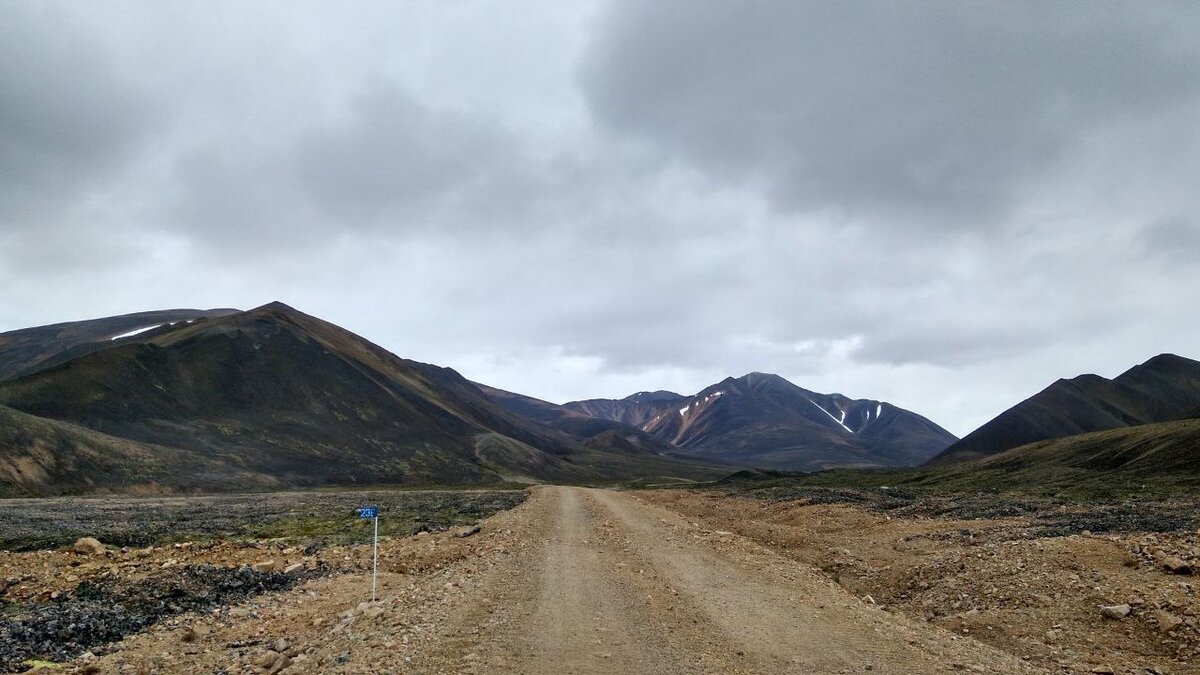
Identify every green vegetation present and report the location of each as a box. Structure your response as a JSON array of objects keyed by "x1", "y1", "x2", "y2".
[
  {"x1": 237, "y1": 490, "x2": 526, "y2": 544},
  {"x1": 0, "y1": 489, "x2": 526, "y2": 552},
  {"x1": 707, "y1": 418, "x2": 1200, "y2": 502},
  {"x1": 20, "y1": 660, "x2": 61, "y2": 671}
]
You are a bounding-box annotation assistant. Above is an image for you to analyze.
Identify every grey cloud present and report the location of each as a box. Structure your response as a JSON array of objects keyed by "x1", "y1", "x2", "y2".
[
  {"x1": 0, "y1": 4, "x2": 159, "y2": 221},
  {"x1": 579, "y1": 2, "x2": 1200, "y2": 224},
  {"x1": 294, "y1": 84, "x2": 533, "y2": 228},
  {"x1": 1, "y1": 1, "x2": 1198, "y2": 437},
  {"x1": 168, "y1": 81, "x2": 556, "y2": 253},
  {"x1": 1138, "y1": 217, "x2": 1199, "y2": 263}
]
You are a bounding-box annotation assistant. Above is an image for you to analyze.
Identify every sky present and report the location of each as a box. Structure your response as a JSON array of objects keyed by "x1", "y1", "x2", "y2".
[{"x1": 2, "y1": 1, "x2": 1198, "y2": 436}]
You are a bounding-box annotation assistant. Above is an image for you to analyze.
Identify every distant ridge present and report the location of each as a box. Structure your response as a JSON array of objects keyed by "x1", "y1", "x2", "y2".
[
  {"x1": 564, "y1": 392, "x2": 686, "y2": 428},
  {"x1": 473, "y1": 383, "x2": 680, "y2": 456},
  {"x1": 0, "y1": 308, "x2": 240, "y2": 381},
  {"x1": 565, "y1": 372, "x2": 956, "y2": 471},
  {"x1": 929, "y1": 353, "x2": 1200, "y2": 465}
]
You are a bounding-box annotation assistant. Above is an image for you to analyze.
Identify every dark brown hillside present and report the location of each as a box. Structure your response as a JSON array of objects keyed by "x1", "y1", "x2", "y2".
[
  {"x1": 0, "y1": 302, "x2": 712, "y2": 493},
  {"x1": 0, "y1": 404, "x2": 271, "y2": 497},
  {"x1": 916, "y1": 418, "x2": 1200, "y2": 496},
  {"x1": 930, "y1": 353, "x2": 1200, "y2": 465},
  {"x1": 0, "y1": 308, "x2": 238, "y2": 381},
  {"x1": 474, "y1": 384, "x2": 678, "y2": 455}
]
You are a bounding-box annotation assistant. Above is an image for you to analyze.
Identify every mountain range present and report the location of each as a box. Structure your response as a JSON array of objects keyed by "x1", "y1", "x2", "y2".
[
  {"x1": 562, "y1": 373, "x2": 956, "y2": 470},
  {"x1": 929, "y1": 353, "x2": 1200, "y2": 465},
  {"x1": 0, "y1": 303, "x2": 721, "y2": 495},
  {"x1": 2, "y1": 302, "x2": 1196, "y2": 496}
]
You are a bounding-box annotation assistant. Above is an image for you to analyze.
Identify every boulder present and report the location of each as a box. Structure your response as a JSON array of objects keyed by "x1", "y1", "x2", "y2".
[
  {"x1": 250, "y1": 650, "x2": 280, "y2": 667},
  {"x1": 266, "y1": 654, "x2": 291, "y2": 675},
  {"x1": 1153, "y1": 609, "x2": 1183, "y2": 633},
  {"x1": 181, "y1": 623, "x2": 210, "y2": 642},
  {"x1": 73, "y1": 537, "x2": 106, "y2": 555},
  {"x1": 1161, "y1": 557, "x2": 1192, "y2": 575},
  {"x1": 1099, "y1": 604, "x2": 1131, "y2": 620}
]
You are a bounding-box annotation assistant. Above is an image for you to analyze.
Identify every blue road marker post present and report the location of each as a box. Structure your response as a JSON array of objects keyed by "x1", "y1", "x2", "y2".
[{"x1": 356, "y1": 506, "x2": 380, "y2": 601}]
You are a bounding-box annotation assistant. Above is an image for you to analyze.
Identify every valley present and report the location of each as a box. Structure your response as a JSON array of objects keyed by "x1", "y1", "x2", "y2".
[
  {"x1": 1, "y1": 305, "x2": 1198, "y2": 673},
  {"x1": 2, "y1": 485, "x2": 1197, "y2": 673}
]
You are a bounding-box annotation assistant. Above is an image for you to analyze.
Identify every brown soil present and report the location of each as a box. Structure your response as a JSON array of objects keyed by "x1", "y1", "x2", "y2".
[
  {"x1": 639, "y1": 489, "x2": 1200, "y2": 674},
  {"x1": 6, "y1": 487, "x2": 1197, "y2": 674}
]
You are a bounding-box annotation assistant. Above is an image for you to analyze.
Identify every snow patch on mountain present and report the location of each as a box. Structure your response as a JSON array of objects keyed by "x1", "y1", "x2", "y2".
[
  {"x1": 109, "y1": 324, "x2": 164, "y2": 340},
  {"x1": 807, "y1": 397, "x2": 854, "y2": 433}
]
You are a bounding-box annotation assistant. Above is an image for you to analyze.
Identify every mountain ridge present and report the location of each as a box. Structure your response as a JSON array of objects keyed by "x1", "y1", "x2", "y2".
[
  {"x1": 0, "y1": 302, "x2": 722, "y2": 494},
  {"x1": 564, "y1": 372, "x2": 956, "y2": 471},
  {"x1": 929, "y1": 353, "x2": 1200, "y2": 465},
  {"x1": 0, "y1": 308, "x2": 240, "y2": 381}
]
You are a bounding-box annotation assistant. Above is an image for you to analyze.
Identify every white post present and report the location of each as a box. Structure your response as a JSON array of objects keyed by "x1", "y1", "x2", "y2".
[{"x1": 371, "y1": 515, "x2": 379, "y2": 602}]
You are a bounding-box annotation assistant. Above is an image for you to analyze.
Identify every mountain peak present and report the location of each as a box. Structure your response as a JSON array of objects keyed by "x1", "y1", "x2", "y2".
[
  {"x1": 1140, "y1": 353, "x2": 1199, "y2": 371},
  {"x1": 736, "y1": 371, "x2": 787, "y2": 383},
  {"x1": 251, "y1": 301, "x2": 300, "y2": 314},
  {"x1": 621, "y1": 390, "x2": 683, "y2": 403}
]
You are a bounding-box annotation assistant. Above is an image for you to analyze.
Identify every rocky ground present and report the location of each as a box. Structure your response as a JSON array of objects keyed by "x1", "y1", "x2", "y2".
[
  {"x1": 641, "y1": 489, "x2": 1200, "y2": 674},
  {"x1": 0, "y1": 486, "x2": 1197, "y2": 674},
  {"x1": 0, "y1": 489, "x2": 523, "y2": 673}
]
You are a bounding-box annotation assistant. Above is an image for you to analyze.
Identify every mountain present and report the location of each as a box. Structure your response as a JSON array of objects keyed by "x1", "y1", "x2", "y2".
[
  {"x1": 563, "y1": 391, "x2": 686, "y2": 427},
  {"x1": 940, "y1": 417, "x2": 1200, "y2": 492},
  {"x1": 913, "y1": 418, "x2": 1200, "y2": 497},
  {"x1": 0, "y1": 402, "x2": 283, "y2": 498},
  {"x1": 0, "y1": 308, "x2": 239, "y2": 381},
  {"x1": 474, "y1": 384, "x2": 679, "y2": 455},
  {"x1": 929, "y1": 353, "x2": 1200, "y2": 465},
  {"x1": 0, "y1": 303, "x2": 720, "y2": 495},
  {"x1": 568, "y1": 372, "x2": 957, "y2": 471},
  {"x1": 720, "y1": 418, "x2": 1200, "y2": 499}
]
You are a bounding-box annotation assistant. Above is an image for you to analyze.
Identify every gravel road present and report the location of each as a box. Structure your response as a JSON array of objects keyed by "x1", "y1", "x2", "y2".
[
  {"x1": 406, "y1": 486, "x2": 1045, "y2": 674},
  {"x1": 57, "y1": 487, "x2": 1057, "y2": 673}
]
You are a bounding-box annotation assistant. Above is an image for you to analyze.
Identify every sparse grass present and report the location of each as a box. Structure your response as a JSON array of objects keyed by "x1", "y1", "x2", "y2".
[{"x1": 0, "y1": 488, "x2": 526, "y2": 551}]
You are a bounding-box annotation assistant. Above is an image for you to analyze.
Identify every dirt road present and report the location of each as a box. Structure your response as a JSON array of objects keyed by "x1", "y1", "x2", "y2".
[
  {"x1": 405, "y1": 486, "x2": 1044, "y2": 674},
  {"x1": 67, "y1": 486, "x2": 1051, "y2": 674}
]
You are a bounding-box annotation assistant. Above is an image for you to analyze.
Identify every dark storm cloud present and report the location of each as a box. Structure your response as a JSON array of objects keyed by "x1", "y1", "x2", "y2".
[
  {"x1": 168, "y1": 80, "x2": 555, "y2": 251},
  {"x1": 0, "y1": 4, "x2": 159, "y2": 221},
  {"x1": 580, "y1": 1, "x2": 1200, "y2": 224},
  {"x1": 295, "y1": 84, "x2": 529, "y2": 227}
]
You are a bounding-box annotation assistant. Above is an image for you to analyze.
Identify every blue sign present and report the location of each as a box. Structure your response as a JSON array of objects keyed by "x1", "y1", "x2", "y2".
[{"x1": 356, "y1": 506, "x2": 379, "y2": 519}]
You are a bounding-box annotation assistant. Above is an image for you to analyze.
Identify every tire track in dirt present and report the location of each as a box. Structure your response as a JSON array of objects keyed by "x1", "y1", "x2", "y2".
[
  {"x1": 413, "y1": 487, "x2": 1047, "y2": 674},
  {"x1": 589, "y1": 488, "x2": 1047, "y2": 673},
  {"x1": 72, "y1": 487, "x2": 1051, "y2": 673}
]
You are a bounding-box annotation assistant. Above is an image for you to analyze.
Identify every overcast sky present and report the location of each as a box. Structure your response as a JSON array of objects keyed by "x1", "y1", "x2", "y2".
[{"x1": 2, "y1": 1, "x2": 1198, "y2": 436}]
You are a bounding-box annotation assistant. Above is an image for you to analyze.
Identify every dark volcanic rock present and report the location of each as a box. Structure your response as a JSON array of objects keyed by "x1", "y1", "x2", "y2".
[{"x1": 0, "y1": 564, "x2": 327, "y2": 673}]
